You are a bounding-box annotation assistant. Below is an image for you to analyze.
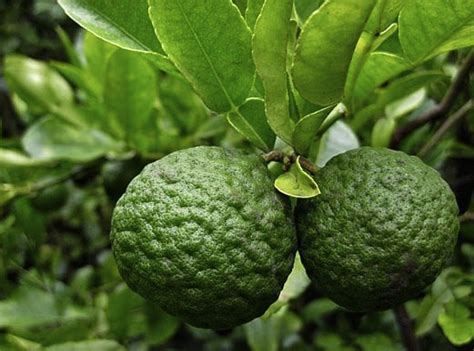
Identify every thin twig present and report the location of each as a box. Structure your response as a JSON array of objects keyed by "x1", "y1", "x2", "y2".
[
  {"x1": 394, "y1": 304, "x2": 420, "y2": 351},
  {"x1": 391, "y1": 50, "x2": 474, "y2": 148},
  {"x1": 418, "y1": 100, "x2": 473, "y2": 157},
  {"x1": 459, "y1": 212, "x2": 474, "y2": 223},
  {"x1": 261, "y1": 151, "x2": 318, "y2": 175}
]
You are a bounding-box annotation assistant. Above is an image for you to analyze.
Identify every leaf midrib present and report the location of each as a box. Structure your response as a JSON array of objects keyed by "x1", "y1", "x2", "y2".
[
  {"x1": 72, "y1": 1, "x2": 154, "y2": 52},
  {"x1": 176, "y1": 1, "x2": 237, "y2": 110}
]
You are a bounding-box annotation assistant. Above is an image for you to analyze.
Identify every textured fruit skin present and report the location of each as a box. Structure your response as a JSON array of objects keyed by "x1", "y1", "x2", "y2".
[
  {"x1": 296, "y1": 147, "x2": 459, "y2": 312},
  {"x1": 111, "y1": 146, "x2": 297, "y2": 329}
]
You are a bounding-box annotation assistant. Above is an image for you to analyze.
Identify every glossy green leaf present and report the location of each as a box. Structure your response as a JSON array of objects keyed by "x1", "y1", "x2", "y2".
[
  {"x1": 415, "y1": 269, "x2": 459, "y2": 336},
  {"x1": 385, "y1": 89, "x2": 426, "y2": 119},
  {"x1": 292, "y1": 0, "x2": 376, "y2": 106},
  {"x1": 366, "y1": 0, "x2": 403, "y2": 33},
  {"x1": 57, "y1": 0, "x2": 163, "y2": 54},
  {"x1": 275, "y1": 157, "x2": 320, "y2": 198},
  {"x1": 371, "y1": 117, "x2": 396, "y2": 147},
  {"x1": 378, "y1": 71, "x2": 445, "y2": 112},
  {"x1": 22, "y1": 118, "x2": 122, "y2": 162},
  {"x1": 294, "y1": 0, "x2": 323, "y2": 24},
  {"x1": 149, "y1": 0, "x2": 255, "y2": 113},
  {"x1": 316, "y1": 121, "x2": 360, "y2": 167},
  {"x1": 244, "y1": 308, "x2": 302, "y2": 351},
  {"x1": 104, "y1": 50, "x2": 157, "y2": 142},
  {"x1": 45, "y1": 340, "x2": 126, "y2": 351},
  {"x1": 227, "y1": 98, "x2": 276, "y2": 151},
  {"x1": 293, "y1": 106, "x2": 334, "y2": 155},
  {"x1": 55, "y1": 27, "x2": 82, "y2": 67},
  {"x1": 353, "y1": 52, "x2": 409, "y2": 106},
  {"x1": 0, "y1": 149, "x2": 52, "y2": 167},
  {"x1": 438, "y1": 302, "x2": 474, "y2": 346},
  {"x1": 52, "y1": 62, "x2": 102, "y2": 98},
  {"x1": 253, "y1": 0, "x2": 295, "y2": 144},
  {"x1": 277, "y1": 253, "x2": 310, "y2": 304},
  {"x1": 399, "y1": 0, "x2": 474, "y2": 63},
  {"x1": 83, "y1": 32, "x2": 117, "y2": 84},
  {"x1": 4, "y1": 55, "x2": 74, "y2": 114},
  {"x1": 0, "y1": 285, "x2": 60, "y2": 329},
  {"x1": 245, "y1": 0, "x2": 264, "y2": 29}
]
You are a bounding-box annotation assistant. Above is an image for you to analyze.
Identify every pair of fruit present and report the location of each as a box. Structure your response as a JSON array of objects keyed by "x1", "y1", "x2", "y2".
[{"x1": 110, "y1": 146, "x2": 459, "y2": 330}]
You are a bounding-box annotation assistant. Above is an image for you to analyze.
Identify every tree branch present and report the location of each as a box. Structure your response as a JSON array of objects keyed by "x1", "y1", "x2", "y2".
[
  {"x1": 394, "y1": 305, "x2": 420, "y2": 351},
  {"x1": 390, "y1": 51, "x2": 474, "y2": 148},
  {"x1": 418, "y1": 100, "x2": 473, "y2": 157}
]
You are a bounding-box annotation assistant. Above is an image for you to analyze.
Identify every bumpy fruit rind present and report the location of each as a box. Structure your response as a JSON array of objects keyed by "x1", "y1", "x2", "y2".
[
  {"x1": 111, "y1": 146, "x2": 297, "y2": 329},
  {"x1": 296, "y1": 147, "x2": 459, "y2": 312}
]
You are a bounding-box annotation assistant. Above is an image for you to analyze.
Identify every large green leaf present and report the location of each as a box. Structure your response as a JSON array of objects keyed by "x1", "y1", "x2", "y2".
[
  {"x1": 293, "y1": 106, "x2": 334, "y2": 155},
  {"x1": 253, "y1": 0, "x2": 295, "y2": 144},
  {"x1": 316, "y1": 121, "x2": 360, "y2": 167},
  {"x1": 352, "y1": 52, "x2": 409, "y2": 107},
  {"x1": 399, "y1": 0, "x2": 474, "y2": 63},
  {"x1": 227, "y1": 98, "x2": 276, "y2": 151},
  {"x1": 57, "y1": 0, "x2": 162, "y2": 54},
  {"x1": 292, "y1": 0, "x2": 376, "y2": 106},
  {"x1": 22, "y1": 118, "x2": 122, "y2": 162},
  {"x1": 4, "y1": 55, "x2": 74, "y2": 114},
  {"x1": 83, "y1": 32, "x2": 117, "y2": 84},
  {"x1": 104, "y1": 50, "x2": 157, "y2": 142},
  {"x1": 0, "y1": 285, "x2": 60, "y2": 329},
  {"x1": 245, "y1": 0, "x2": 265, "y2": 29},
  {"x1": 294, "y1": 0, "x2": 323, "y2": 24},
  {"x1": 149, "y1": 0, "x2": 255, "y2": 113}
]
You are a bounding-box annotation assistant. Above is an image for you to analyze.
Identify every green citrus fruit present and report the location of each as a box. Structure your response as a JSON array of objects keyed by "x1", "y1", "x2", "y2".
[
  {"x1": 31, "y1": 183, "x2": 69, "y2": 212},
  {"x1": 296, "y1": 147, "x2": 459, "y2": 312},
  {"x1": 111, "y1": 146, "x2": 296, "y2": 329}
]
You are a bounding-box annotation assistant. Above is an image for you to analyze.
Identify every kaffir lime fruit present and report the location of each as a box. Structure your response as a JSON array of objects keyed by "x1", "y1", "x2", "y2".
[
  {"x1": 31, "y1": 183, "x2": 69, "y2": 212},
  {"x1": 296, "y1": 147, "x2": 459, "y2": 312},
  {"x1": 110, "y1": 146, "x2": 296, "y2": 329}
]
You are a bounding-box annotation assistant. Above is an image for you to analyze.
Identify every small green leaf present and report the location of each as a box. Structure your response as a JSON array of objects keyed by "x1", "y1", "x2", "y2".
[
  {"x1": 149, "y1": 0, "x2": 255, "y2": 113},
  {"x1": 371, "y1": 117, "x2": 396, "y2": 147},
  {"x1": 292, "y1": 0, "x2": 376, "y2": 106},
  {"x1": 438, "y1": 302, "x2": 474, "y2": 346},
  {"x1": 293, "y1": 106, "x2": 334, "y2": 155},
  {"x1": 22, "y1": 117, "x2": 122, "y2": 162},
  {"x1": 51, "y1": 62, "x2": 102, "y2": 98},
  {"x1": 57, "y1": 0, "x2": 164, "y2": 54},
  {"x1": 253, "y1": 0, "x2": 295, "y2": 145},
  {"x1": 104, "y1": 50, "x2": 157, "y2": 142},
  {"x1": 4, "y1": 55, "x2": 74, "y2": 114},
  {"x1": 227, "y1": 98, "x2": 276, "y2": 151},
  {"x1": 275, "y1": 157, "x2": 320, "y2": 198},
  {"x1": 316, "y1": 121, "x2": 360, "y2": 167},
  {"x1": 399, "y1": 0, "x2": 474, "y2": 63}
]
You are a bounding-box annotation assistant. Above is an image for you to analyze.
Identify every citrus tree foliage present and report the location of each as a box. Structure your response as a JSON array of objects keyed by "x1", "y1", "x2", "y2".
[{"x1": 0, "y1": 0, "x2": 473, "y2": 349}]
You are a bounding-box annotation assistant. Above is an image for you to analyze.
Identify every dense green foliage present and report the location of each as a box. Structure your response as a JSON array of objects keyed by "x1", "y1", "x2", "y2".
[{"x1": 0, "y1": 0, "x2": 473, "y2": 350}]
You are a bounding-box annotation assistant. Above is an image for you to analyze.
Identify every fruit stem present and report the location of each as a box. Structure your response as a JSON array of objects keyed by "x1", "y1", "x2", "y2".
[
  {"x1": 262, "y1": 151, "x2": 318, "y2": 175},
  {"x1": 393, "y1": 304, "x2": 420, "y2": 351}
]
